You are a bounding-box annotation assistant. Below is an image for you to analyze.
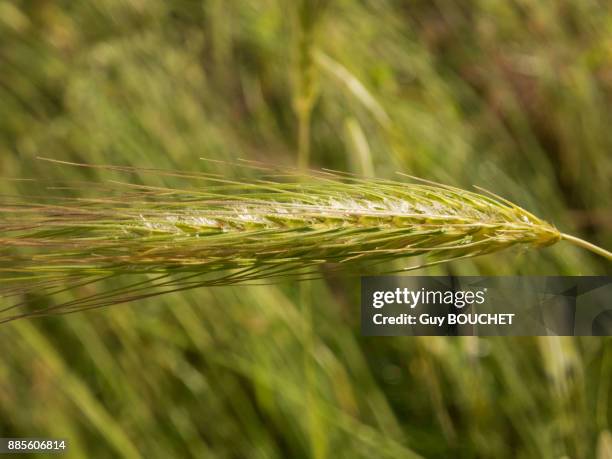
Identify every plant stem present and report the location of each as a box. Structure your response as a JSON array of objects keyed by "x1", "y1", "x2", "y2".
[
  {"x1": 294, "y1": 0, "x2": 321, "y2": 172},
  {"x1": 561, "y1": 233, "x2": 612, "y2": 261},
  {"x1": 297, "y1": 107, "x2": 312, "y2": 171},
  {"x1": 294, "y1": 4, "x2": 323, "y2": 455}
]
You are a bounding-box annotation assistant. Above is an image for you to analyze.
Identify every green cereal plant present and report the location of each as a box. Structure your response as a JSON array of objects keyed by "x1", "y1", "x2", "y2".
[{"x1": 0, "y1": 159, "x2": 609, "y2": 322}]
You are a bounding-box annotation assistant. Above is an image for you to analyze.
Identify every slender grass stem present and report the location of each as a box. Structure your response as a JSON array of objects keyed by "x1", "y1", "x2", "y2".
[
  {"x1": 561, "y1": 233, "x2": 612, "y2": 261},
  {"x1": 294, "y1": 5, "x2": 322, "y2": 452},
  {"x1": 297, "y1": 107, "x2": 312, "y2": 171}
]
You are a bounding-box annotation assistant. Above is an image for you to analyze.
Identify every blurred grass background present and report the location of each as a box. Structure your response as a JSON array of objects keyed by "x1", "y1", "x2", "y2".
[{"x1": 0, "y1": 0, "x2": 611, "y2": 457}]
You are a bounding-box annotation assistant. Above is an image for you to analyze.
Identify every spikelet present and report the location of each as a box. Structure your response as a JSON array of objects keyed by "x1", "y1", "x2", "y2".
[{"x1": 0, "y1": 159, "x2": 601, "y2": 323}]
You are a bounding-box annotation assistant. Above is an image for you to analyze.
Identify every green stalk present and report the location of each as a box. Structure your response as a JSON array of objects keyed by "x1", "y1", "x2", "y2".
[
  {"x1": 293, "y1": 3, "x2": 324, "y2": 456},
  {"x1": 561, "y1": 233, "x2": 612, "y2": 261},
  {"x1": 293, "y1": 0, "x2": 325, "y2": 172},
  {"x1": 297, "y1": 107, "x2": 313, "y2": 171}
]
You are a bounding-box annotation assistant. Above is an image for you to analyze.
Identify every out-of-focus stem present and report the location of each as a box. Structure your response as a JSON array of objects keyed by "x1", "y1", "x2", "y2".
[
  {"x1": 297, "y1": 106, "x2": 312, "y2": 171},
  {"x1": 293, "y1": 1, "x2": 319, "y2": 171}
]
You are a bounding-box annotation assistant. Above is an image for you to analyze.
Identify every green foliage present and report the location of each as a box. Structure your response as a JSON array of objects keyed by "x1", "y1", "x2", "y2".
[{"x1": 0, "y1": 1, "x2": 611, "y2": 458}]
